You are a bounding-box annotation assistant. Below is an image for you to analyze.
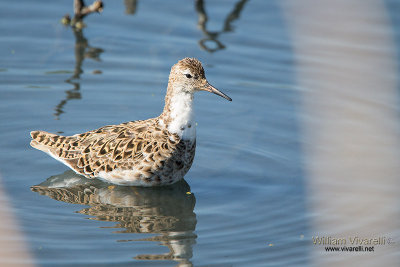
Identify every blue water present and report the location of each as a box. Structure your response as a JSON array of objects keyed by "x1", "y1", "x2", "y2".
[{"x1": 1, "y1": 0, "x2": 399, "y2": 266}]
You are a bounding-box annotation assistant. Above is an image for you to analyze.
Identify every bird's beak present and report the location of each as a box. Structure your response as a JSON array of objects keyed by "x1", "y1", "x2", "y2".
[{"x1": 201, "y1": 82, "x2": 232, "y2": 101}]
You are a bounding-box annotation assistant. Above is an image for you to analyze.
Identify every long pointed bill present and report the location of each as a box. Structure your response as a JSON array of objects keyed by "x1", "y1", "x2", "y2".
[{"x1": 202, "y1": 82, "x2": 232, "y2": 101}]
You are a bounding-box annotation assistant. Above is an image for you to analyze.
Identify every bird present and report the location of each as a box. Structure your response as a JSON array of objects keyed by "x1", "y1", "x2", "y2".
[{"x1": 30, "y1": 58, "x2": 232, "y2": 186}]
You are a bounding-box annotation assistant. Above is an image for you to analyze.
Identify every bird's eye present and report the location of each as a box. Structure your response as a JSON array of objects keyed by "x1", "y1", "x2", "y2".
[{"x1": 185, "y1": 74, "x2": 192, "y2": 79}]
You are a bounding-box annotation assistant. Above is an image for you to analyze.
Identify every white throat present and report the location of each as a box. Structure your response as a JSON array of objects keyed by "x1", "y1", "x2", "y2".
[{"x1": 167, "y1": 90, "x2": 196, "y2": 141}]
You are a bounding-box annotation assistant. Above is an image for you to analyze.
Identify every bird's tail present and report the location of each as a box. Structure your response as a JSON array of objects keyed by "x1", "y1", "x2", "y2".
[{"x1": 30, "y1": 130, "x2": 63, "y2": 152}]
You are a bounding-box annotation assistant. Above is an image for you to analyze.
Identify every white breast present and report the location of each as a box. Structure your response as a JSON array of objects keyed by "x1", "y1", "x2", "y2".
[{"x1": 167, "y1": 91, "x2": 196, "y2": 141}]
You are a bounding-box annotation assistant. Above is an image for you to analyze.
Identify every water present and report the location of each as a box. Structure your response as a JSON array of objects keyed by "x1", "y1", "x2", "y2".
[{"x1": 1, "y1": 0, "x2": 399, "y2": 266}]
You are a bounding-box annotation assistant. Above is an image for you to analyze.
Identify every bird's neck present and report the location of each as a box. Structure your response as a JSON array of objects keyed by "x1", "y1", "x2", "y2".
[{"x1": 160, "y1": 85, "x2": 196, "y2": 141}]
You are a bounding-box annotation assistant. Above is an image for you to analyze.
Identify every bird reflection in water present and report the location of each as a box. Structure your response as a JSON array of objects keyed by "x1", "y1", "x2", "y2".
[{"x1": 31, "y1": 171, "x2": 197, "y2": 265}]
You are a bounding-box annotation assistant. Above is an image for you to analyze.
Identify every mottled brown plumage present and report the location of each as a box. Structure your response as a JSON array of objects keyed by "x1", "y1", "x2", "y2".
[{"x1": 30, "y1": 58, "x2": 231, "y2": 186}]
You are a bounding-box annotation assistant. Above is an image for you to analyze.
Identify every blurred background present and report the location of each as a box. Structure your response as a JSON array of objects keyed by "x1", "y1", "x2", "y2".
[{"x1": 0, "y1": 0, "x2": 399, "y2": 266}]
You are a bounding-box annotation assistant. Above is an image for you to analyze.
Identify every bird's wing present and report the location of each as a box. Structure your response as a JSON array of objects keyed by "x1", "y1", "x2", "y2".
[{"x1": 30, "y1": 120, "x2": 174, "y2": 178}]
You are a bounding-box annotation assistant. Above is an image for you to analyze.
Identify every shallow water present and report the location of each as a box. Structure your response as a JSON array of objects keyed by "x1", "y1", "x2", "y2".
[{"x1": 1, "y1": 0, "x2": 399, "y2": 266}]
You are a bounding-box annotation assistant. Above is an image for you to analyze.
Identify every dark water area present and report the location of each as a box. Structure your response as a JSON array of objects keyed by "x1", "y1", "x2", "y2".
[{"x1": 1, "y1": 0, "x2": 399, "y2": 266}]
